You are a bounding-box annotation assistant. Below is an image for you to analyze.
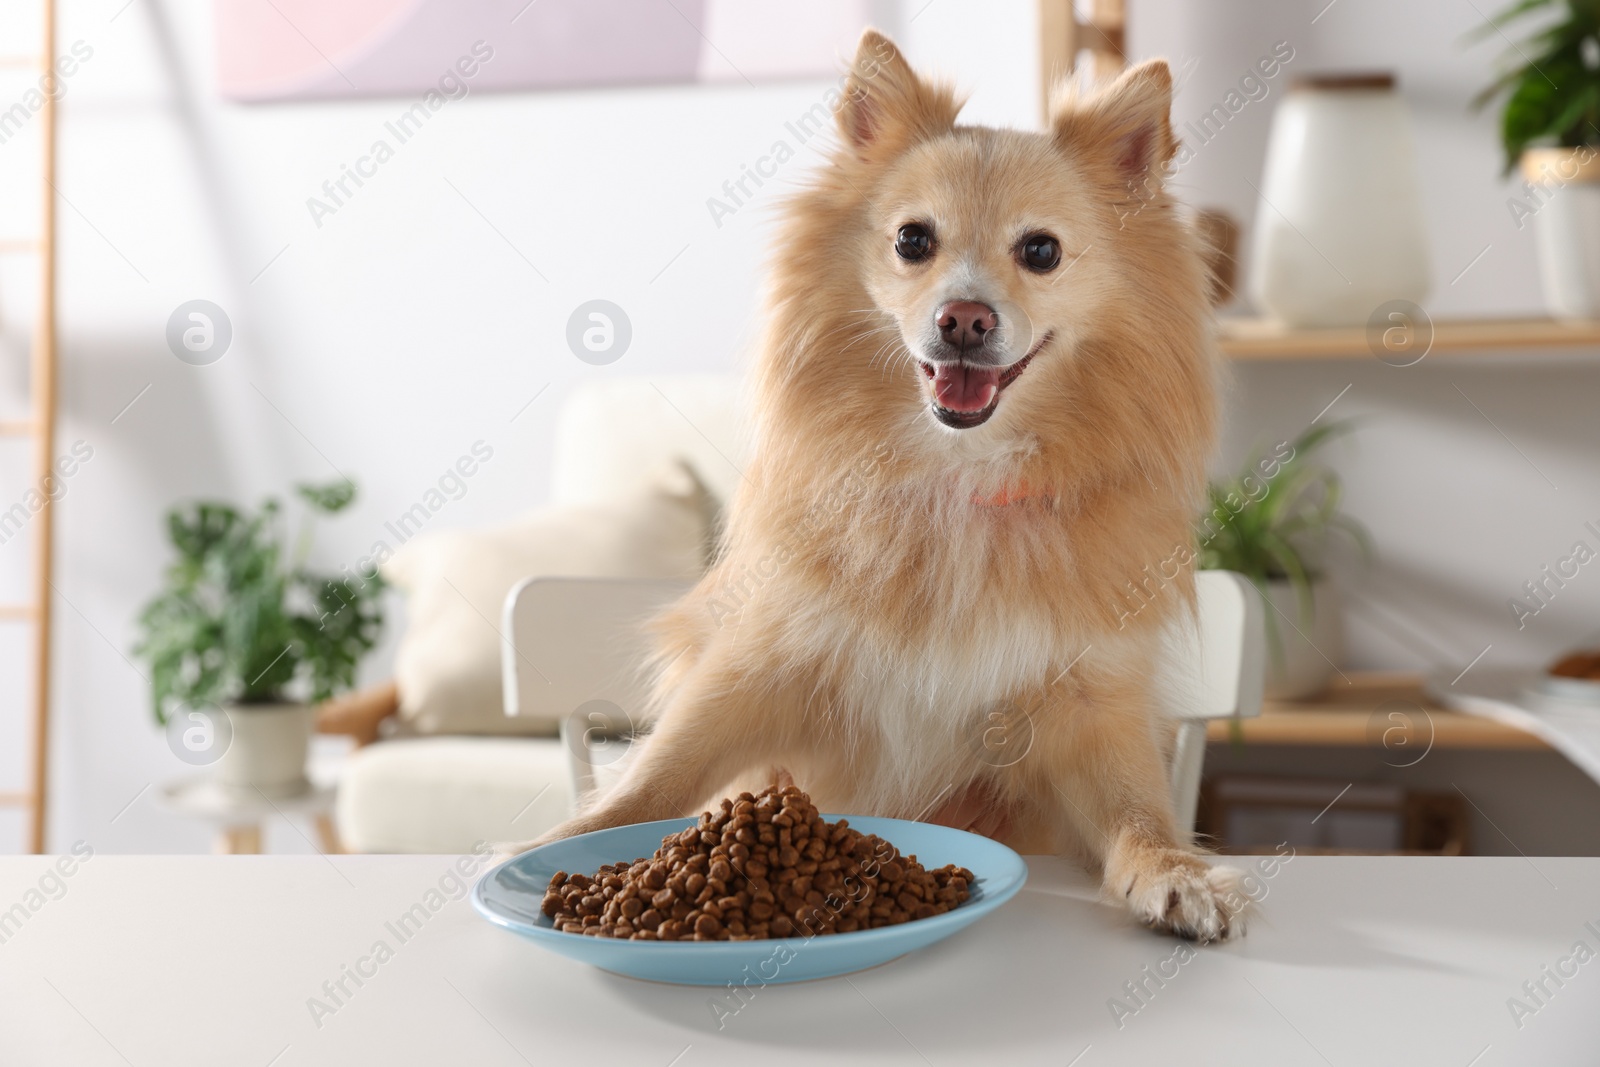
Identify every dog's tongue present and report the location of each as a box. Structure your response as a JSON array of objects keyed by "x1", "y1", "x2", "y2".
[{"x1": 932, "y1": 363, "x2": 1000, "y2": 412}]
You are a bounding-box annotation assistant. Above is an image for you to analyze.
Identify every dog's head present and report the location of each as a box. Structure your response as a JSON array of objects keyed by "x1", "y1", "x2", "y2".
[{"x1": 822, "y1": 31, "x2": 1190, "y2": 438}]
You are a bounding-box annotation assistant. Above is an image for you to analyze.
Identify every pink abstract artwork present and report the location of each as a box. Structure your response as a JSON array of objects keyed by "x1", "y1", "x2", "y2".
[{"x1": 214, "y1": 0, "x2": 874, "y2": 102}]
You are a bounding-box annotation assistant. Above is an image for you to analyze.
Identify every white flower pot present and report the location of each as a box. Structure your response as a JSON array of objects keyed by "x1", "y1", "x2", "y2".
[
  {"x1": 1522, "y1": 148, "x2": 1600, "y2": 320},
  {"x1": 1263, "y1": 578, "x2": 1344, "y2": 701},
  {"x1": 1248, "y1": 74, "x2": 1430, "y2": 327},
  {"x1": 213, "y1": 703, "x2": 313, "y2": 797}
]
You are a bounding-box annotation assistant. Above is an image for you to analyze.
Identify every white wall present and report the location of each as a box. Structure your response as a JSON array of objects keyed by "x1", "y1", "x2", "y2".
[{"x1": 1, "y1": 0, "x2": 1595, "y2": 853}]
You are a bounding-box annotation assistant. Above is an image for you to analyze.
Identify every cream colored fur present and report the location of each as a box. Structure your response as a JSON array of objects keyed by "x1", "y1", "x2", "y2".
[{"x1": 518, "y1": 30, "x2": 1246, "y2": 942}]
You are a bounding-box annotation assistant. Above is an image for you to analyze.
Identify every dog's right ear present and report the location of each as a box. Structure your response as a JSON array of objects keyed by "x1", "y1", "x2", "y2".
[{"x1": 835, "y1": 30, "x2": 960, "y2": 164}]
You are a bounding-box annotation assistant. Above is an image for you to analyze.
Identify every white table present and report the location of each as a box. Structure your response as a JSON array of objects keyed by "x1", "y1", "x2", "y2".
[{"x1": 1, "y1": 854, "x2": 1596, "y2": 1065}]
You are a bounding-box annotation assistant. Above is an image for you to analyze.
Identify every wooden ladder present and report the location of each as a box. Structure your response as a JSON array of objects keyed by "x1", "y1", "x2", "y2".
[
  {"x1": 0, "y1": 0, "x2": 59, "y2": 854},
  {"x1": 1038, "y1": 0, "x2": 1128, "y2": 113},
  {"x1": 1037, "y1": 0, "x2": 1240, "y2": 303}
]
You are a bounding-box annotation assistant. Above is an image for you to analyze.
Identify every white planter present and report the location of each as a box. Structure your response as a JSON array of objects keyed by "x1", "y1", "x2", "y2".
[
  {"x1": 1263, "y1": 578, "x2": 1344, "y2": 701},
  {"x1": 213, "y1": 703, "x2": 313, "y2": 797},
  {"x1": 1523, "y1": 148, "x2": 1600, "y2": 320},
  {"x1": 1248, "y1": 74, "x2": 1430, "y2": 327}
]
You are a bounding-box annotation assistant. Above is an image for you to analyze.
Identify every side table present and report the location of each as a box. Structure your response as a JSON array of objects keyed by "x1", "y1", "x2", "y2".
[{"x1": 157, "y1": 777, "x2": 341, "y2": 854}]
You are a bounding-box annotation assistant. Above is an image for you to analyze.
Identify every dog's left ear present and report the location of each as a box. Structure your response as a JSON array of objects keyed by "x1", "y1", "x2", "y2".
[
  {"x1": 836, "y1": 29, "x2": 961, "y2": 164},
  {"x1": 1051, "y1": 60, "x2": 1176, "y2": 191}
]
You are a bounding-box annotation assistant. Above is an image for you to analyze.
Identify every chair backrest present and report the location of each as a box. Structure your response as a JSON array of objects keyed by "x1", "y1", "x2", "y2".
[
  {"x1": 1159, "y1": 570, "x2": 1267, "y2": 837},
  {"x1": 501, "y1": 574, "x2": 690, "y2": 730},
  {"x1": 503, "y1": 570, "x2": 1264, "y2": 833},
  {"x1": 1157, "y1": 570, "x2": 1266, "y2": 722}
]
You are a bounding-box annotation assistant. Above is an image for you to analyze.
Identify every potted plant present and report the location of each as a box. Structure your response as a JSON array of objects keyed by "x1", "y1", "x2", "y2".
[
  {"x1": 1197, "y1": 422, "x2": 1371, "y2": 700},
  {"x1": 1474, "y1": 0, "x2": 1600, "y2": 318},
  {"x1": 136, "y1": 481, "x2": 385, "y2": 795}
]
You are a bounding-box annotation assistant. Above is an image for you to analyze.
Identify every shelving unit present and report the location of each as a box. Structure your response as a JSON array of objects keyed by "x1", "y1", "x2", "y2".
[
  {"x1": 1219, "y1": 316, "x2": 1600, "y2": 361},
  {"x1": 1205, "y1": 672, "x2": 1549, "y2": 750}
]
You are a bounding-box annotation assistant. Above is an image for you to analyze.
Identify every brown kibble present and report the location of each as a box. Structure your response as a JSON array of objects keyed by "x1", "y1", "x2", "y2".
[{"x1": 541, "y1": 786, "x2": 971, "y2": 940}]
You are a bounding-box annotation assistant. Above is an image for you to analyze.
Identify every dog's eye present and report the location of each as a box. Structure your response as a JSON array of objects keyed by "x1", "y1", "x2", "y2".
[
  {"x1": 1021, "y1": 234, "x2": 1062, "y2": 272},
  {"x1": 895, "y1": 223, "x2": 934, "y2": 262}
]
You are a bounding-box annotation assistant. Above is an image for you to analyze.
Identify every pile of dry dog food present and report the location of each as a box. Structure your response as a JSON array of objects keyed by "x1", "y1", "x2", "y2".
[{"x1": 541, "y1": 785, "x2": 974, "y2": 940}]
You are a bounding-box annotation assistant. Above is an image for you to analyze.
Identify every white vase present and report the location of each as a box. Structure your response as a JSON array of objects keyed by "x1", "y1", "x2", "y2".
[
  {"x1": 1248, "y1": 74, "x2": 1431, "y2": 327},
  {"x1": 1523, "y1": 148, "x2": 1600, "y2": 320},
  {"x1": 1263, "y1": 578, "x2": 1343, "y2": 701},
  {"x1": 213, "y1": 703, "x2": 313, "y2": 796}
]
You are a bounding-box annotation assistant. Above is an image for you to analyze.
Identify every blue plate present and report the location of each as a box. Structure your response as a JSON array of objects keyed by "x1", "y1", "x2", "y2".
[{"x1": 472, "y1": 815, "x2": 1028, "y2": 985}]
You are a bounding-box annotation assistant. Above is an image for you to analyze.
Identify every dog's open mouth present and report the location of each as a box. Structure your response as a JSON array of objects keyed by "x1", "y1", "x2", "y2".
[{"x1": 918, "y1": 331, "x2": 1053, "y2": 429}]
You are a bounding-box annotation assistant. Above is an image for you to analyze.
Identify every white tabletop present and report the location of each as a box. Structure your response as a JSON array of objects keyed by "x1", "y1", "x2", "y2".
[{"x1": 1, "y1": 853, "x2": 1596, "y2": 1065}]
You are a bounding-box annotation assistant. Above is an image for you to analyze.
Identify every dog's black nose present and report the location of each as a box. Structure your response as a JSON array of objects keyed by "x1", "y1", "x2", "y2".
[{"x1": 936, "y1": 301, "x2": 998, "y2": 349}]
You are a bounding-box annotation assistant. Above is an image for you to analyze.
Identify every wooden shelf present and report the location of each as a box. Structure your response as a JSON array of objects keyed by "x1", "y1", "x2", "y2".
[
  {"x1": 1206, "y1": 671, "x2": 1549, "y2": 750},
  {"x1": 1218, "y1": 316, "x2": 1600, "y2": 361}
]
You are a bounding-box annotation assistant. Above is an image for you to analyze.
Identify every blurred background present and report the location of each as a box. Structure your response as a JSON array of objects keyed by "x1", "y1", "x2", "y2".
[{"x1": 2, "y1": 0, "x2": 1599, "y2": 858}]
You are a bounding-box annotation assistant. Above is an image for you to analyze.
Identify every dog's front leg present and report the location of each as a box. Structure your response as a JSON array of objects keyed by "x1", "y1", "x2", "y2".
[
  {"x1": 502, "y1": 663, "x2": 783, "y2": 856},
  {"x1": 1042, "y1": 676, "x2": 1246, "y2": 942}
]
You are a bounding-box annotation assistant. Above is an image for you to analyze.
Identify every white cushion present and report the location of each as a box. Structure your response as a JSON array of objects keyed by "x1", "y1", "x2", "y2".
[
  {"x1": 382, "y1": 460, "x2": 714, "y2": 735},
  {"x1": 551, "y1": 376, "x2": 748, "y2": 509},
  {"x1": 336, "y1": 737, "x2": 573, "y2": 853}
]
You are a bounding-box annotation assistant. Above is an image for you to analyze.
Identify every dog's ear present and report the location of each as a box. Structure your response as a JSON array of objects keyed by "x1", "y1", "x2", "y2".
[
  {"x1": 1051, "y1": 60, "x2": 1176, "y2": 192},
  {"x1": 836, "y1": 29, "x2": 960, "y2": 163}
]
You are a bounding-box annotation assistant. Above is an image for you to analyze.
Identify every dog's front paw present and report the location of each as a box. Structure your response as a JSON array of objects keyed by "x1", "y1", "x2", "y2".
[
  {"x1": 492, "y1": 816, "x2": 592, "y2": 862},
  {"x1": 1106, "y1": 847, "x2": 1246, "y2": 943}
]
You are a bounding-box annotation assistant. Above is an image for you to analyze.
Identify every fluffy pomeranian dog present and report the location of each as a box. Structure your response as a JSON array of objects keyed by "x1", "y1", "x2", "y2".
[{"x1": 526, "y1": 30, "x2": 1244, "y2": 941}]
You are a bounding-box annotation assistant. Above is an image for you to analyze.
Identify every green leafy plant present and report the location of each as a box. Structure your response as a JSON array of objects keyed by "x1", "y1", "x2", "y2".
[
  {"x1": 1471, "y1": 0, "x2": 1600, "y2": 173},
  {"x1": 1197, "y1": 421, "x2": 1372, "y2": 660},
  {"x1": 135, "y1": 481, "x2": 384, "y2": 724}
]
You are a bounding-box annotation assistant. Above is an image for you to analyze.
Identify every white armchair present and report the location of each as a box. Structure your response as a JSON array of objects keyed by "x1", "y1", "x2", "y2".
[{"x1": 332, "y1": 377, "x2": 743, "y2": 852}]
